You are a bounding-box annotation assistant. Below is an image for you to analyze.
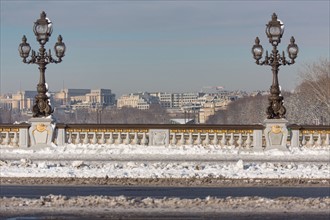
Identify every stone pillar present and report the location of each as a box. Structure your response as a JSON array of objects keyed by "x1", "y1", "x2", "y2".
[
  {"x1": 19, "y1": 126, "x2": 29, "y2": 148},
  {"x1": 264, "y1": 119, "x2": 289, "y2": 151},
  {"x1": 252, "y1": 129, "x2": 263, "y2": 151},
  {"x1": 28, "y1": 117, "x2": 55, "y2": 147},
  {"x1": 55, "y1": 123, "x2": 66, "y2": 146},
  {"x1": 289, "y1": 125, "x2": 301, "y2": 149}
]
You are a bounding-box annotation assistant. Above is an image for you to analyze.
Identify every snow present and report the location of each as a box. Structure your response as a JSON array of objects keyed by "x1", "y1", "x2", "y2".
[{"x1": 0, "y1": 144, "x2": 329, "y2": 179}]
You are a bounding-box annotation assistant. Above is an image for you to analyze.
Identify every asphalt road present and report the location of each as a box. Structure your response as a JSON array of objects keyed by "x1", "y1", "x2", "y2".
[{"x1": 1, "y1": 185, "x2": 329, "y2": 199}]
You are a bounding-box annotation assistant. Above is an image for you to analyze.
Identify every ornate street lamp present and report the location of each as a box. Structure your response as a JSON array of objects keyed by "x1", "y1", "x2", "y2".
[
  {"x1": 252, "y1": 13, "x2": 298, "y2": 119},
  {"x1": 19, "y1": 11, "x2": 66, "y2": 117}
]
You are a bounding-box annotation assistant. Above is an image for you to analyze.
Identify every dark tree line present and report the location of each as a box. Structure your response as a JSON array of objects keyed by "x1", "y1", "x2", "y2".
[{"x1": 206, "y1": 94, "x2": 268, "y2": 124}]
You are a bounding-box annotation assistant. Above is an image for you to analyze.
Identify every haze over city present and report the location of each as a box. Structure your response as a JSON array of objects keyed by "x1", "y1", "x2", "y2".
[{"x1": 1, "y1": 0, "x2": 329, "y2": 96}]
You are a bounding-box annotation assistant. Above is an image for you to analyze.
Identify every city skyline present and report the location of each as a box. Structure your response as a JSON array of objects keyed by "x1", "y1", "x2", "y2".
[{"x1": 1, "y1": 1, "x2": 329, "y2": 96}]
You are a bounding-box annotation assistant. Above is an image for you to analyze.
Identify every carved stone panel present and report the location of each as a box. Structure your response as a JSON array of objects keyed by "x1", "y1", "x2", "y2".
[
  {"x1": 28, "y1": 117, "x2": 54, "y2": 147},
  {"x1": 264, "y1": 119, "x2": 289, "y2": 151},
  {"x1": 149, "y1": 129, "x2": 169, "y2": 146}
]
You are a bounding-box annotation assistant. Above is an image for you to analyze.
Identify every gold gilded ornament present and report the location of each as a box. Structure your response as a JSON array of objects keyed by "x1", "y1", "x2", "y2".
[
  {"x1": 271, "y1": 125, "x2": 282, "y2": 134},
  {"x1": 36, "y1": 123, "x2": 47, "y2": 132}
]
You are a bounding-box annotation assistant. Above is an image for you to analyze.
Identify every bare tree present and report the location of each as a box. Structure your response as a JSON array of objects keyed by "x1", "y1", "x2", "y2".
[
  {"x1": 291, "y1": 58, "x2": 330, "y2": 125},
  {"x1": 206, "y1": 95, "x2": 267, "y2": 124},
  {"x1": 297, "y1": 58, "x2": 330, "y2": 109}
]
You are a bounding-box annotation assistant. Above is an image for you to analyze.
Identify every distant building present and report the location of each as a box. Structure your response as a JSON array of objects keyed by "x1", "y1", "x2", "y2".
[
  {"x1": 0, "y1": 91, "x2": 36, "y2": 111},
  {"x1": 86, "y1": 89, "x2": 116, "y2": 107},
  {"x1": 54, "y1": 88, "x2": 116, "y2": 110},
  {"x1": 150, "y1": 92, "x2": 199, "y2": 109},
  {"x1": 53, "y1": 89, "x2": 91, "y2": 106},
  {"x1": 117, "y1": 92, "x2": 159, "y2": 110},
  {"x1": 150, "y1": 92, "x2": 173, "y2": 108}
]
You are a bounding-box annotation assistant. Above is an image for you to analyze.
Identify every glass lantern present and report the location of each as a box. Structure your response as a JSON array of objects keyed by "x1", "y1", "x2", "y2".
[{"x1": 18, "y1": 35, "x2": 31, "y2": 58}]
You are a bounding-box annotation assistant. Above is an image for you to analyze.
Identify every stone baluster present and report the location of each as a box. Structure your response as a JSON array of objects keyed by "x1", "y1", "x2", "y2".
[
  {"x1": 213, "y1": 133, "x2": 218, "y2": 146},
  {"x1": 124, "y1": 133, "x2": 130, "y2": 145},
  {"x1": 141, "y1": 132, "x2": 148, "y2": 145},
  {"x1": 131, "y1": 132, "x2": 139, "y2": 145},
  {"x1": 68, "y1": 132, "x2": 72, "y2": 144},
  {"x1": 171, "y1": 133, "x2": 177, "y2": 145},
  {"x1": 83, "y1": 132, "x2": 89, "y2": 144},
  {"x1": 245, "y1": 133, "x2": 252, "y2": 149},
  {"x1": 179, "y1": 133, "x2": 185, "y2": 146},
  {"x1": 100, "y1": 132, "x2": 105, "y2": 144},
  {"x1": 12, "y1": 132, "x2": 19, "y2": 147},
  {"x1": 187, "y1": 133, "x2": 194, "y2": 145},
  {"x1": 91, "y1": 132, "x2": 97, "y2": 144},
  {"x1": 316, "y1": 133, "x2": 322, "y2": 147},
  {"x1": 237, "y1": 133, "x2": 243, "y2": 148},
  {"x1": 4, "y1": 132, "x2": 10, "y2": 145},
  {"x1": 75, "y1": 132, "x2": 81, "y2": 144},
  {"x1": 117, "y1": 132, "x2": 122, "y2": 145},
  {"x1": 307, "y1": 134, "x2": 314, "y2": 147},
  {"x1": 221, "y1": 133, "x2": 226, "y2": 146},
  {"x1": 107, "y1": 133, "x2": 114, "y2": 144},
  {"x1": 196, "y1": 133, "x2": 201, "y2": 145},
  {"x1": 203, "y1": 133, "x2": 210, "y2": 146},
  {"x1": 301, "y1": 134, "x2": 306, "y2": 147},
  {"x1": 229, "y1": 133, "x2": 235, "y2": 146}
]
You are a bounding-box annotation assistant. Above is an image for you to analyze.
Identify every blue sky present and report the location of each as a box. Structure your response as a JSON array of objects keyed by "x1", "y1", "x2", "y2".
[{"x1": 1, "y1": 0, "x2": 329, "y2": 96}]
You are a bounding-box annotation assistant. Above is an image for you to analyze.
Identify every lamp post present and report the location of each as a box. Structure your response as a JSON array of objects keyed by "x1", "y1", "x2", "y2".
[
  {"x1": 252, "y1": 13, "x2": 298, "y2": 119},
  {"x1": 19, "y1": 11, "x2": 66, "y2": 117}
]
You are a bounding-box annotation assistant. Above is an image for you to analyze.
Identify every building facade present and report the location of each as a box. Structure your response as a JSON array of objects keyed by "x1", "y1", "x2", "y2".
[
  {"x1": 117, "y1": 93, "x2": 159, "y2": 110},
  {"x1": 0, "y1": 91, "x2": 36, "y2": 111}
]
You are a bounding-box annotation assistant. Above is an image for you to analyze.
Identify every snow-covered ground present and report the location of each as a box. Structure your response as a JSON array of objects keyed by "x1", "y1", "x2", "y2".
[{"x1": 1, "y1": 144, "x2": 329, "y2": 179}]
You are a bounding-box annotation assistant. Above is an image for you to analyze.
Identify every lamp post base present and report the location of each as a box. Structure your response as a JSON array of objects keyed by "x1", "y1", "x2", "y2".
[
  {"x1": 264, "y1": 119, "x2": 289, "y2": 151},
  {"x1": 28, "y1": 117, "x2": 55, "y2": 147}
]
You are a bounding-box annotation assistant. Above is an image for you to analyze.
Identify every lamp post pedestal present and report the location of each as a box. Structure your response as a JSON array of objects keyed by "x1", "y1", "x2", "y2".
[
  {"x1": 28, "y1": 117, "x2": 55, "y2": 148},
  {"x1": 264, "y1": 119, "x2": 289, "y2": 151}
]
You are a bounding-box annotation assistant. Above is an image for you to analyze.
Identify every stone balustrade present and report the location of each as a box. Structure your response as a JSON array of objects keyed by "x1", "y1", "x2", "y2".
[
  {"x1": 0, "y1": 123, "x2": 29, "y2": 148},
  {"x1": 0, "y1": 123, "x2": 329, "y2": 149},
  {"x1": 289, "y1": 125, "x2": 330, "y2": 148}
]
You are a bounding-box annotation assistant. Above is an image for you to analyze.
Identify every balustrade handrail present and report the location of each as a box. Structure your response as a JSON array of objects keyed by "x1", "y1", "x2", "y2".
[
  {"x1": 0, "y1": 123, "x2": 30, "y2": 130},
  {"x1": 287, "y1": 124, "x2": 330, "y2": 131},
  {"x1": 57, "y1": 123, "x2": 265, "y2": 130}
]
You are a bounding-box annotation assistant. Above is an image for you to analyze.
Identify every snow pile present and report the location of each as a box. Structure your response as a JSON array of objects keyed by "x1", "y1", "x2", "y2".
[
  {"x1": 1, "y1": 159, "x2": 329, "y2": 179},
  {"x1": 1, "y1": 144, "x2": 329, "y2": 161},
  {"x1": 0, "y1": 144, "x2": 329, "y2": 179}
]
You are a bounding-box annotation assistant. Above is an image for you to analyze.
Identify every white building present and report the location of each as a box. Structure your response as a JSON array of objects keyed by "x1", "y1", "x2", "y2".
[
  {"x1": 117, "y1": 93, "x2": 159, "y2": 110},
  {"x1": 54, "y1": 88, "x2": 116, "y2": 109},
  {"x1": 86, "y1": 89, "x2": 116, "y2": 107},
  {"x1": 0, "y1": 91, "x2": 36, "y2": 111}
]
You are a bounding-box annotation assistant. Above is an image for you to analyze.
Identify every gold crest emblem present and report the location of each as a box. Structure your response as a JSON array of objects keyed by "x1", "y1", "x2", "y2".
[
  {"x1": 271, "y1": 125, "x2": 282, "y2": 134},
  {"x1": 36, "y1": 123, "x2": 47, "y2": 132}
]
